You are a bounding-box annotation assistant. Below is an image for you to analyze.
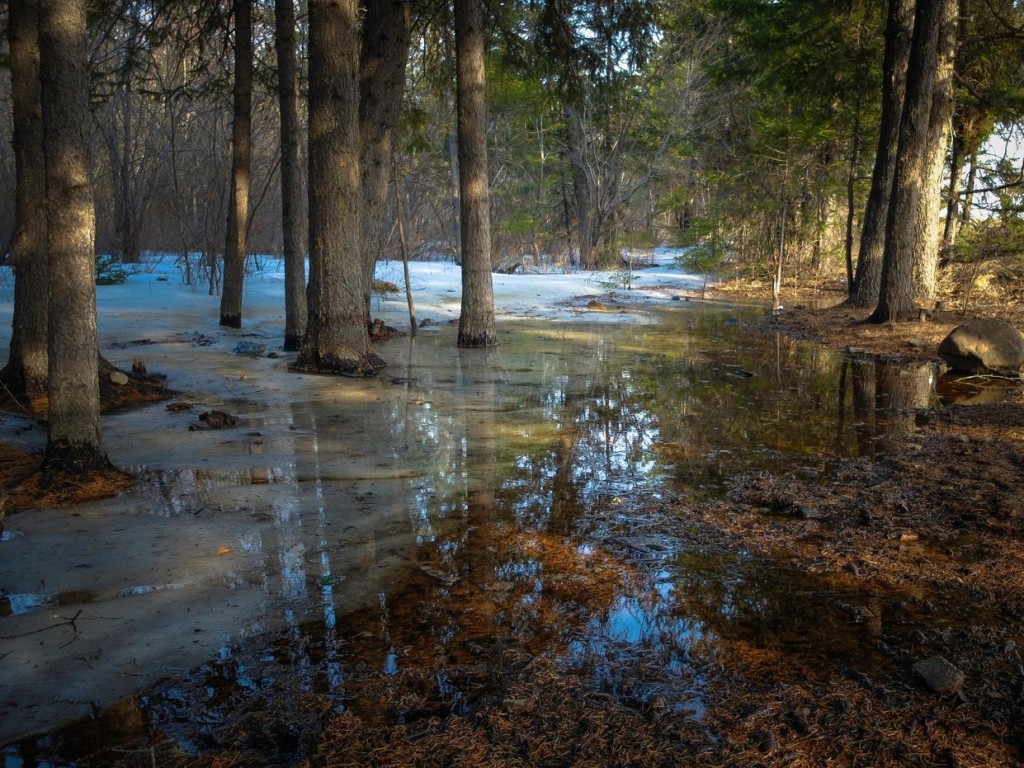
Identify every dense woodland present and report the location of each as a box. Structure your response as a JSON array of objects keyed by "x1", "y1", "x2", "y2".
[{"x1": 1, "y1": 0, "x2": 1024, "y2": 475}]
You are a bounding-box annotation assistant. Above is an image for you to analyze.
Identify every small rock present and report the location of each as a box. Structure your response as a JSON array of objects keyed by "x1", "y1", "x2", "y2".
[
  {"x1": 233, "y1": 341, "x2": 267, "y2": 357},
  {"x1": 905, "y1": 337, "x2": 930, "y2": 349},
  {"x1": 798, "y1": 506, "x2": 825, "y2": 520},
  {"x1": 190, "y1": 409, "x2": 238, "y2": 430},
  {"x1": 913, "y1": 655, "x2": 964, "y2": 694},
  {"x1": 109, "y1": 370, "x2": 130, "y2": 386},
  {"x1": 131, "y1": 359, "x2": 147, "y2": 374}
]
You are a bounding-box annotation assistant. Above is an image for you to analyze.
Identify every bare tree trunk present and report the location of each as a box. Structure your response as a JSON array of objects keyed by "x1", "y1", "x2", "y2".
[
  {"x1": 844, "y1": 123, "x2": 861, "y2": 296},
  {"x1": 454, "y1": 0, "x2": 496, "y2": 348},
  {"x1": 871, "y1": 0, "x2": 949, "y2": 323},
  {"x1": 359, "y1": 0, "x2": 411, "y2": 322},
  {"x1": 295, "y1": 0, "x2": 385, "y2": 376},
  {"x1": 39, "y1": 0, "x2": 110, "y2": 471},
  {"x1": 220, "y1": 0, "x2": 252, "y2": 328},
  {"x1": 914, "y1": 0, "x2": 958, "y2": 304},
  {"x1": 940, "y1": 1, "x2": 972, "y2": 256},
  {"x1": 851, "y1": 0, "x2": 914, "y2": 308},
  {"x1": 566, "y1": 104, "x2": 595, "y2": 269},
  {"x1": 3, "y1": 0, "x2": 49, "y2": 404},
  {"x1": 275, "y1": 0, "x2": 307, "y2": 351}
]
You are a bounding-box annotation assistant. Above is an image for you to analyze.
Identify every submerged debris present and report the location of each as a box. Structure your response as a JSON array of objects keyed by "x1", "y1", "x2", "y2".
[{"x1": 190, "y1": 410, "x2": 239, "y2": 430}]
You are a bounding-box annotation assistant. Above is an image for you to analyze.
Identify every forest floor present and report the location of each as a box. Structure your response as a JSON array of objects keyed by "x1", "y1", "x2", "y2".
[{"x1": 8, "y1": 272, "x2": 1024, "y2": 766}]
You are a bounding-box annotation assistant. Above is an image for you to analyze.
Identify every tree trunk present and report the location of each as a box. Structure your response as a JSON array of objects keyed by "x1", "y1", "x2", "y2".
[
  {"x1": 844, "y1": 122, "x2": 861, "y2": 296},
  {"x1": 566, "y1": 104, "x2": 596, "y2": 269},
  {"x1": 941, "y1": 127, "x2": 966, "y2": 254},
  {"x1": 295, "y1": 0, "x2": 385, "y2": 376},
  {"x1": 940, "y1": 1, "x2": 972, "y2": 256},
  {"x1": 870, "y1": 0, "x2": 949, "y2": 323},
  {"x1": 851, "y1": 0, "x2": 914, "y2": 308},
  {"x1": 39, "y1": 0, "x2": 110, "y2": 472},
  {"x1": 913, "y1": 0, "x2": 958, "y2": 305},
  {"x1": 3, "y1": 0, "x2": 49, "y2": 404},
  {"x1": 454, "y1": 0, "x2": 497, "y2": 348},
  {"x1": 359, "y1": 0, "x2": 411, "y2": 323},
  {"x1": 275, "y1": 0, "x2": 308, "y2": 351},
  {"x1": 220, "y1": 0, "x2": 252, "y2": 329}
]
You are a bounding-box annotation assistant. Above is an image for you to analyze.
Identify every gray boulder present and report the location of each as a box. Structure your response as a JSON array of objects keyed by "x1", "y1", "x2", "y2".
[{"x1": 938, "y1": 318, "x2": 1024, "y2": 375}]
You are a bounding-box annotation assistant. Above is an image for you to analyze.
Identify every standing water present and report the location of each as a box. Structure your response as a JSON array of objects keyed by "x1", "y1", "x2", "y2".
[{"x1": 1, "y1": 306, "x2": 967, "y2": 764}]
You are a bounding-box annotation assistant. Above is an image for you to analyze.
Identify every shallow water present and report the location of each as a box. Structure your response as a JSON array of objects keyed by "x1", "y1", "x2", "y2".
[{"x1": 1, "y1": 305, "x2": 998, "y2": 763}]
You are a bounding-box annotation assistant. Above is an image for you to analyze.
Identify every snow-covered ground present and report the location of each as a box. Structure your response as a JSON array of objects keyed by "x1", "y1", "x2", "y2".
[{"x1": 0, "y1": 253, "x2": 711, "y2": 745}]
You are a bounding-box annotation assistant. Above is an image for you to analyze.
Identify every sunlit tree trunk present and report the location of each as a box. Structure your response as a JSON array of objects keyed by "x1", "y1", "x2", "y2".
[
  {"x1": 295, "y1": 0, "x2": 385, "y2": 375},
  {"x1": 2, "y1": 0, "x2": 49, "y2": 405},
  {"x1": 359, "y1": 0, "x2": 411, "y2": 322},
  {"x1": 871, "y1": 0, "x2": 950, "y2": 323},
  {"x1": 454, "y1": 0, "x2": 496, "y2": 348},
  {"x1": 942, "y1": 126, "x2": 967, "y2": 254},
  {"x1": 851, "y1": 0, "x2": 913, "y2": 308},
  {"x1": 941, "y1": 1, "x2": 972, "y2": 255},
  {"x1": 914, "y1": 0, "x2": 958, "y2": 304},
  {"x1": 39, "y1": 0, "x2": 110, "y2": 471},
  {"x1": 220, "y1": 0, "x2": 252, "y2": 328},
  {"x1": 275, "y1": 0, "x2": 308, "y2": 351}
]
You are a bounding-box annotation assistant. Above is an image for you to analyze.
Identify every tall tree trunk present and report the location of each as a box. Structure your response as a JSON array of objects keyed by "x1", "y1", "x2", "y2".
[
  {"x1": 566, "y1": 104, "x2": 596, "y2": 269},
  {"x1": 851, "y1": 0, "x2": 914, "y2": 308},
  {"x1": 961, "y1": 148, "x2": 977, "y2": 226},
  {"x1": 275, "y1": 0, "x2": 308, "y2": 351},
  {"x1": 914, "y1": 0, "x2": 958, "y2": 305},
  {"x1": 941, "y1": 2, "x2": 972, "y2": 256},
  {"x1": 454, "y1": 0, "x2": 497, "y2": 348},
  {"x1": 359, "y1": 0, "x2": 411, "y2": 323},
  {"x1": 3, "y1": 0, "x2": 49, "y2": 404},
  {"x1": 870, "y1": 0, "x2": 949, "y2": 323},
  {"x1": 844, "y1": 121, "x2": 862, "y2": 296},
  {"x1": 39, "y1": 0, "x2": 110, "y2": 471},
  {"x1": 220, "y1": 0, "x2": 252, "y2": 328},
  {"x1": 942, "y1": 127, "x2": 966, "y2": 254},
  {"x1": 295, "y1": 0, "x2": 385, "y2": 376}
]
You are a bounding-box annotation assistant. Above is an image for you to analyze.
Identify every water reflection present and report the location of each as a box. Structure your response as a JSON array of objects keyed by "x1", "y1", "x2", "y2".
[
  {"x1": 840, "y1": 357, "x2": 936, "y2": 457},
  {"x1": 8, "y1": 307, "x2": 997, "y2": 760}
]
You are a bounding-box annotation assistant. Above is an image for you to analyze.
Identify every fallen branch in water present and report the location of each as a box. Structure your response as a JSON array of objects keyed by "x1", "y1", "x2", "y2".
[{"x1": 0, "y1": 609, "x2": 83, "y2": 648}]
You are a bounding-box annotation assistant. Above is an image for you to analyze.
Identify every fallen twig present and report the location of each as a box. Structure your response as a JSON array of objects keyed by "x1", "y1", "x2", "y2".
[{"x1": 0, "y1": 609, "x2": 82, "y2": 642}]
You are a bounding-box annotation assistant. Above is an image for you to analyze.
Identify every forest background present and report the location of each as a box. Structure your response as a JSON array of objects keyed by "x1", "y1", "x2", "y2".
[{"x1": 2, "y1": 0, "x2": 1021, "y2": 318}]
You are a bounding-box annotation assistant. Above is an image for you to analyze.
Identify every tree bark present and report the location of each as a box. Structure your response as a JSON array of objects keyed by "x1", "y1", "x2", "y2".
[
  {"x1": 39, "y1": 0, "x2": 110, "y2": 472},
  {"x1": 851, "y1": 0, "x2": 914, "y2": 308},
  {"x1": 220, "y1": 0, "x2": 252, "y2": 328},
  {"x1": 566, "y1": 103, "x2": 596, "y2": 269},
  {"x1": 940, "y1": 0, "x2": 972, "y2": 255},
  {"x1": 3, "y1": 0, "x2": 49, "y2": 404},
  {"x1": 914, "y1": 0, "x2": 958, "y2": 304},
  {"x1": 870, "y1": 0, "x2": 949, "y2": 323},
  {"x1": 275, "y1": 0, "x2": 308, "y2": 351},
  {"x1": 295, "y1": 0, "x2": 385, "y2": 376},
  {"x1": 359, "y1": 0, "x2": 411, "y2": 323},
  {"x1": 454, "y1": 0, "x2": 497, "y2": 348}
]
